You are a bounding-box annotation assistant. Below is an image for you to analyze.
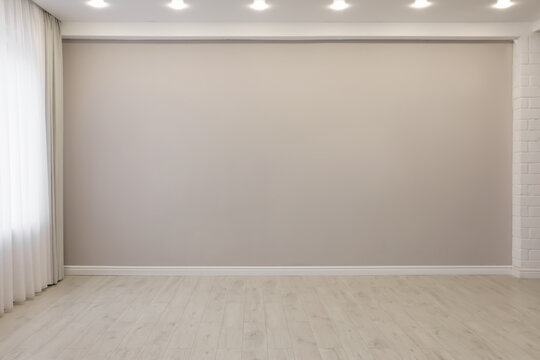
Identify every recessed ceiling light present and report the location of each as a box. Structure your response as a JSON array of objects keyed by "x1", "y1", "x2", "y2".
[
  {"x1": 493, "y1": 0, "x2": 514, "y2": 9},
  {"x1": 86, "y1": 0, "x2": 109, "y2": 8},
  {"x1": 249, "y1": 0, "x2": 270, "y2": 11},
  {"x1": 168, "y1": 0, "x2": 188, "y2": 10},
  {"x1": 329, "y1": 0, "x2": 350, "y2": 11},
  {"x1": 410, "y1": 0, "x2": 432, "y2": 8}
]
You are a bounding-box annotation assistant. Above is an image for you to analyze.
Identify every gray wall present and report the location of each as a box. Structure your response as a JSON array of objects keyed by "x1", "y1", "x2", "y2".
[{"x1": 63, "y1": 41, "x2": 513, "y2": 266}]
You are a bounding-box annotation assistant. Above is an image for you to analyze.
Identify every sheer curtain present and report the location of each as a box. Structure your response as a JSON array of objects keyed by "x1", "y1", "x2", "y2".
[{"x1": 0, "y1": 0, "x2": 63, "y2": 315}]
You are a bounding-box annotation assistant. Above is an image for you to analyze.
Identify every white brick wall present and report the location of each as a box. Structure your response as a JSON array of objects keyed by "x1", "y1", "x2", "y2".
[{"x1": 513, "y1": 31, "x2": 540, "y2": 278}]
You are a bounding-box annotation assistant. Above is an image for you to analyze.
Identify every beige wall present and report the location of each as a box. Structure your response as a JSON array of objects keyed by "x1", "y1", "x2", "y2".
[{"x1": 63, "y1": 40, "x2": 513, "y2": 266}]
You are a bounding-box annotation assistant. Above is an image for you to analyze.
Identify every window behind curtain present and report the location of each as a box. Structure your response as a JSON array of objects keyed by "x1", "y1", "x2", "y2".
[{"x1": 0, "y1": 0, "x2": 52, "y2": 314}]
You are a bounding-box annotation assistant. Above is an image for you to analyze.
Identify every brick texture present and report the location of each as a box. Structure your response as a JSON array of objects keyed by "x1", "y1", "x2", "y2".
[{"x1": 513, "y1": 31, "x2": 540, "y2": 278}]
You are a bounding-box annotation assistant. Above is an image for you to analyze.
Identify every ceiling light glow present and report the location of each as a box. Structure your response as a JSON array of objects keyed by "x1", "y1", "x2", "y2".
[
  {"x1": 168, "y1": 0, "x2": 188, "y2": 10},
  {"x1": 249, "y1": 0, "x2": 270, "y2": 11},
  {"x1": 329, "y1": 0, "x2": 350, "y2": 11},
  {"x1": 493, "y1": 0, "x2": 514, "y2": 9},
  {"x1": 86, "y1": 0, "x2": 109, "y2": 8},
  {"x1": 410, "y1": 0, "x2": 432, "y2": 9}
]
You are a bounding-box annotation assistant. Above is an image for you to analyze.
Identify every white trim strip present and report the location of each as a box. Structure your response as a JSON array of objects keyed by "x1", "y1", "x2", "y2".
[
  {"x1": 513, "y1": 267, "x2": 540, "y2": 279},
  {"x1": 61, "y1": 22, "x2": 531, "y2": 41},
  {"x1": 65, "y1": 265, "x2": 512, "y2": 276}
]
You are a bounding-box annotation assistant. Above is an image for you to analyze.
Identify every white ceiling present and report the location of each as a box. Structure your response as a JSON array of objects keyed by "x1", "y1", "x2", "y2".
[{"x1": 34, "y1": 0, "x2": 540, "y2": 23}]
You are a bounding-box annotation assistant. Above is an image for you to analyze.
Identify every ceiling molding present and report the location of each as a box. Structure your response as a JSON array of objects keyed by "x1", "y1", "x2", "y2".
[{"x1": 61, "y1": 22, "x2": 532, "y2": 41}]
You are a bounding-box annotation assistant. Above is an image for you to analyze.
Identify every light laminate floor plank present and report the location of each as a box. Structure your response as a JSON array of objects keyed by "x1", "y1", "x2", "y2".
[{"x1": 0, "y1": 275, "x2": 539, "y2": 360}]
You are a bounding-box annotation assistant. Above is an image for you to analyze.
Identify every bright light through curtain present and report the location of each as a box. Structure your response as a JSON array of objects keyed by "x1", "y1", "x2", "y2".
[{"x1": 0, "y1": 0, "x2": 64, "y2": 315}]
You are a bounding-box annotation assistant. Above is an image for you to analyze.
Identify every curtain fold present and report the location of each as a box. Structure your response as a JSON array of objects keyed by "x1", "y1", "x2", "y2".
[
  {"x1": 0, "y1": 0, "x2": 63, "y2": 315},
  {"x1": 44, "y1": 12, "x2": 64, "y2": 284}
]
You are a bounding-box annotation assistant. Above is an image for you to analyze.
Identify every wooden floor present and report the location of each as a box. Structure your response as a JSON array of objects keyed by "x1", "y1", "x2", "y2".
[{"x1": 0, "y1": 276, "x2": 540, "y2": 359}]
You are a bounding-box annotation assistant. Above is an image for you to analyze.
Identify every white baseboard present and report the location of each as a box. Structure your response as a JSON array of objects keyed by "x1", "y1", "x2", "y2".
[
  {"x1": 512, "y1": 267, "x2": 540, "y2": 279},
  {"x1": 64, "y1": 265, "x2": 512, "y2": 276}
]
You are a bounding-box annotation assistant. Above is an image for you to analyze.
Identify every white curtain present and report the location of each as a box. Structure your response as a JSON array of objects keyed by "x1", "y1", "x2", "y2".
[
  {"x1": 44, "y1": 11, "x2": 64, "y2": 285},
  {"x1": 0, "y1": 0, "x2": 63, "y2": 315}
]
